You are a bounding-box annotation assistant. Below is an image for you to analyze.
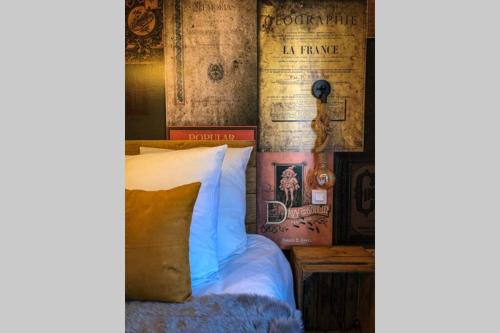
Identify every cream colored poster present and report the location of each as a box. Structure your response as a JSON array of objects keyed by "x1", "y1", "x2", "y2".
[
  {"x1": 259, "y1": 0, "x2": 368, "y2": 152},
  {"x1": 165, "y1": 0, "x2": 258, "y2": 126}
]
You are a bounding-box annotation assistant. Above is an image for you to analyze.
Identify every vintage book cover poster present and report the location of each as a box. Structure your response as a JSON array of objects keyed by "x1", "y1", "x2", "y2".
[
  {"x1": 126, "y1": 0, "x2": 164, "y2": 63},
  {"x1": 167, "y1": 126, "x2": 257, "y2": 140},
  {"x1": 257, "y1": 152, "x2": 333, "y2": 249},
  {"x1": 165, "y1": 0, "x2": 258, "y2": 126},
  {"x1": 258, "y1": 0, "x2": 368, "y2": 152}
]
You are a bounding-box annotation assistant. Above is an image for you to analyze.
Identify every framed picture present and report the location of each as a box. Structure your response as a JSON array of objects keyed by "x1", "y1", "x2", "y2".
[{"x1": 334, "y1": 154, "x2": 375, "y2": 247}]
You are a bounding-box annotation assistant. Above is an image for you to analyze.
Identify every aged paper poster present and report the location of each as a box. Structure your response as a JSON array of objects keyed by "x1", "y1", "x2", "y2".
[
  {"x1": 257, "y1": 152, "x2": 333, "y2": 249},
  {"x1": 259, "y1": 0, "x2": 368, "y2": 152},
  {"x1": 165, "y1": 0, "x2": 258, "y2": 126}
]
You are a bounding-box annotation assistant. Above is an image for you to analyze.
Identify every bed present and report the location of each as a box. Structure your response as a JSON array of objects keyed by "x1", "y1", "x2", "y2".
[
  {"x1": 125, "y1": 140, "x2": 302, "y2": 333},
  {"x1": 193, "y1": 234, "x2": 296, "y2": 310}
]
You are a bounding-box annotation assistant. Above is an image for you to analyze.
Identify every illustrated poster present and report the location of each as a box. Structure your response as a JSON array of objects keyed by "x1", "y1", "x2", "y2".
[
  {"x1": 257, "y1": 152, "x2": 333, "y2": 248},
  {"x1": 258, "y1": 0, "x2": 368, "y2": 152}
]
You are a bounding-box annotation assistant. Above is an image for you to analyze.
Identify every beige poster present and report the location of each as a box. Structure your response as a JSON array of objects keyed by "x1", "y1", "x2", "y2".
[
  {"x1": 165, "y1": 0, "x2": 258, "y2": 126},
  {"x1": 259, "y1": 0, "x2": 368, "y2": 152}
]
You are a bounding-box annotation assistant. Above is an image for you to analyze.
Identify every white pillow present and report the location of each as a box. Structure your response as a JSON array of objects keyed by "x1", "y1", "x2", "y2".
[
  {"x1": 140, "y1": 146, "x2": 253, "y2": 263},
  {"x1": 126, "y1": 145, "x2": 227, "y2": 286}
]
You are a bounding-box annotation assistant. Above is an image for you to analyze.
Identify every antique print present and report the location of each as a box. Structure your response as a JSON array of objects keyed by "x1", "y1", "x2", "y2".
[
  {"x1": 165, "y1": 0, "x2": 258, "y2": 126},
  {"x1": 257, "y1": 152, "x2": 333, "y2": 249},
  {"x1": 126, "y1": 0, "x2": 164, "y2": 63},
  {"x1": 258, "y1": 0, "x2": 368, "y2": 152}
]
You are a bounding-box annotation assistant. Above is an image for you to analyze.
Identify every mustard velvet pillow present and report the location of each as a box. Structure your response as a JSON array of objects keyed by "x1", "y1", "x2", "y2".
[{"x1": 125, "y1": 182, "x2": 201, "y2": 303}]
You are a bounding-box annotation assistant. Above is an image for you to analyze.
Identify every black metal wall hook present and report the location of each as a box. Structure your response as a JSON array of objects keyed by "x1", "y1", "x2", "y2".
[{"x1": 311, "y1": 80, "x2": 332, "y2": 103}]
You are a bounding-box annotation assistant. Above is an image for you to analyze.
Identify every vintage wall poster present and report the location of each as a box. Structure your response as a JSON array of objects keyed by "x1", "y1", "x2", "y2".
[
  {"x1": 165, "y1": 0, "x2": 258, "y2": 126},
  {"x1": 258, "y1": 0, "x2": 368, "y2": 152},
  {"x1": 257, "y1": 152, "x2": 333, "y2": 249},
  {"x1": 126, "y1": 0, "x2": 164, "y2": 63}
]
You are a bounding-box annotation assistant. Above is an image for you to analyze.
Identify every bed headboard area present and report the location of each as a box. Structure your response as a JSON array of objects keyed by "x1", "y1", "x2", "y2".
[{"x1": 125, "y1": 140, "x2": 257, "y2": 234}]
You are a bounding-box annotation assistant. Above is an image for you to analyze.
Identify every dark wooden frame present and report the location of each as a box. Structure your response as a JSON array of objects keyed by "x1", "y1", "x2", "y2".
[{"x1": 334, "y1": 154, "x2": 375, "y2": 247}]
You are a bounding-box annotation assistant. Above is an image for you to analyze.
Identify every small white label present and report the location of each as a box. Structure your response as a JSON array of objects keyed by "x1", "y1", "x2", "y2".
[{"x1": 311, "y1": 189, "x2": 327, "y2": 205}]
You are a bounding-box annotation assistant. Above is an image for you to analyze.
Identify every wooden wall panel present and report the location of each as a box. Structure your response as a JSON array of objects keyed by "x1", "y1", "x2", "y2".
[
  {"x1": 125, "y1": 63, "x2": 166, "y2": 139},
  {"x1": 368, "y1": 0, "x2": 375, "y2": 37}
]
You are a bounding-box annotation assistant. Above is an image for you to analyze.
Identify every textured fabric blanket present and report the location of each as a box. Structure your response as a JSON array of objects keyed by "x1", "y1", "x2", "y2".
[{"x1": 126, "y1": 294, "x2": 303, "y2": 333}]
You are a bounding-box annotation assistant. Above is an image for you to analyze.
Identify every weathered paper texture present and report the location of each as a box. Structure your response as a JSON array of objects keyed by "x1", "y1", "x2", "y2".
[
  {"x1": 259, "y1": 0, "x2": 367, "y2": 152},
  {"x1": 165, "y1": 0, "x2": 258, "y2": 126}
]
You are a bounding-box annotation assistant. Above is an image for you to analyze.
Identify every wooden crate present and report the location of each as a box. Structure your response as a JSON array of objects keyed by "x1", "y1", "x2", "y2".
[{"x1": 291, "y1": 246, "x2": 375, "y2": 333}]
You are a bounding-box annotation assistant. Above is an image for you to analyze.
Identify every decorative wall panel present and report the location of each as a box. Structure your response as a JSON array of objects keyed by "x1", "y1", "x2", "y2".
[
  {"x1": 165, "y1": 0, "x2": 258, "y2": 126},
  {"x1": 258, "y1": 0, "x2": 368, "y2": 152}
]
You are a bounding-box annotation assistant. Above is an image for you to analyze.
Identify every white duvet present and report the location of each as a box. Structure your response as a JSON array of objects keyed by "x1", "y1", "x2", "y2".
[{"x1": 192, "y1": 234, "x2": 297, "y2": 310}]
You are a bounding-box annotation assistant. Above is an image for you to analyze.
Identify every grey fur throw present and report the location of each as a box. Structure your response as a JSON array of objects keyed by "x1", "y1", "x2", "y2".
[{"x1": 126, "y1": 294, "x2": 303, "y2": 333}]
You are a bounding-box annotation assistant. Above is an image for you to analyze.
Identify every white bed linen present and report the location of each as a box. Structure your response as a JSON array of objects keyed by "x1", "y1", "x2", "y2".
[{"x1": 192, "y1": 234, "x2": 297, "y2": 309}]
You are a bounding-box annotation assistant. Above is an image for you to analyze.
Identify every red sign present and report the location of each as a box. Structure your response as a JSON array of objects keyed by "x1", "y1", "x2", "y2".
[{"x1": 167, "y1": 126, "x2": 257, "y2": 141}]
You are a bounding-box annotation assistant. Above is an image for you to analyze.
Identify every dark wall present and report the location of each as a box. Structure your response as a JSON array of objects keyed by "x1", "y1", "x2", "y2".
[
  {"x1": 125, "y1": 63, "x2": 166, "y2": 139},
  {"x1": 333, "y1": 38, "x2": 375, "y2": 247}
]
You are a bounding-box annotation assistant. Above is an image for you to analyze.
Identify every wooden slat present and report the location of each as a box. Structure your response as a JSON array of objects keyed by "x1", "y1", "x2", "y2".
[
  {"x1": 358, "y1": 274, "x2": 375, "y2": 333},
  {"x1": 125, "y1": 140, "x2": 255, "y2": 155},
  {"x1": 293, "y1": 246, "x2": 372, "y2": 261},
  {"x1": 245, "y1": 167, "x2": 256, "y2": 193},
  {"x1": 245, "y1": 193, "x2": 257, "y2": 232},
  {"x1": 367, "y1": 0, "x2": 375, "y2": 38},
  {"x1": 245, "y1": 223, "x2": 256, "y2": 234},
  {"x1": 296, "y1": 256, "x2": 374, "y2": 266}
]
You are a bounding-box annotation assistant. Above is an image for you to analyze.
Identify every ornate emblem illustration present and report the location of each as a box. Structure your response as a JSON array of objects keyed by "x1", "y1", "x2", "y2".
[
  {"x1": 207, "y1": 63, "x2": 224, "y2": 82},
  {"x1": 128, "y1": 6, "x2": 156, "y2": 36},
  {"x1": 125, "y1": 0, "x2": 164, "y2": 63}
]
